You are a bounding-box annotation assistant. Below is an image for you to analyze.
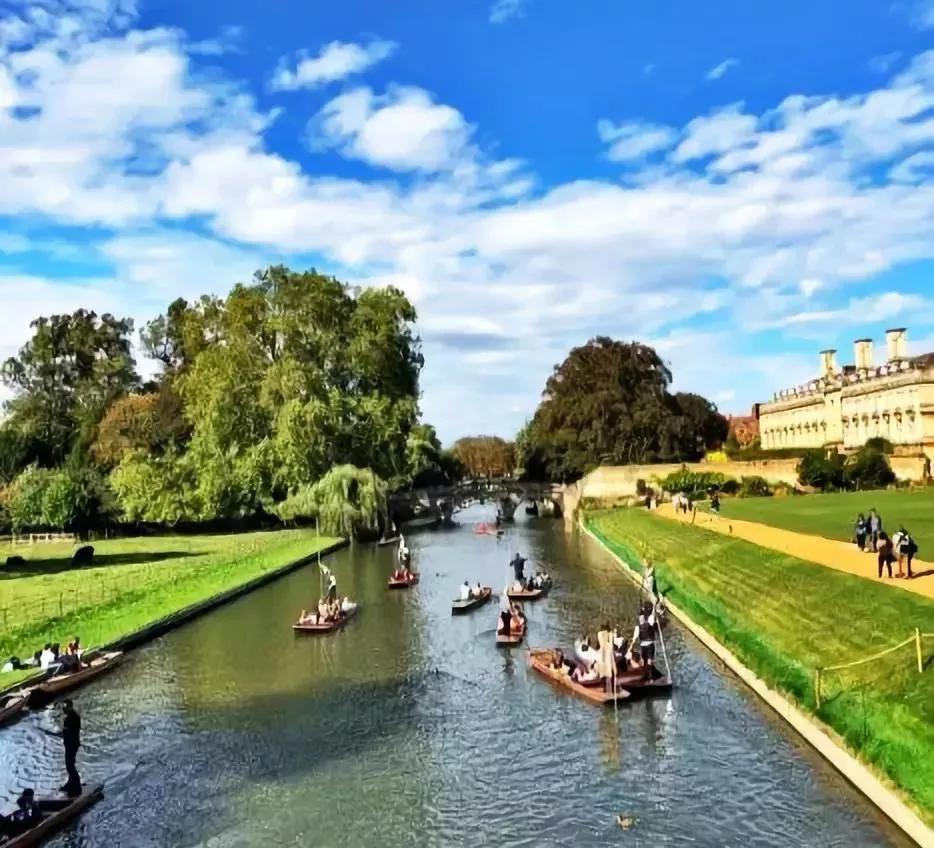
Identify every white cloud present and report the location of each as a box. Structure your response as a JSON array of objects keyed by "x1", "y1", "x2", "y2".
[
  {"x1": 189, "y1": 24, "x2": 243, "y2": 57},
  {"x1": 270, "y1": 39, "x2": 395, "y2": 91},
  {"x1": 311, "y1": 86, "x2": 473, "y2": 172},
  {"x1": 489, "y1": 0, "x2": 527, "y2": 23},
  {"x1": 706, "y1": 57, "x2": 740, "y2": 81},
  {"x1": 3, "y1": 5, "x2": 934, "y2": 439},
  {"x1": 597, "y1": 119, "x2": 677, "y2": 161}
]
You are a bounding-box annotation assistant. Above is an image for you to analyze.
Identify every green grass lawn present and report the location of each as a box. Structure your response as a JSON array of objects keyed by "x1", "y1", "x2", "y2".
[
  {"x1": 587, "y1": 508, "x2": 934, "y2": 823},
  {"x1": 717, "y1": 487, "x2": 934, "y2": 554},
  {"x1": 0, "y1": 530, "x2": 340, "y2": 682}
]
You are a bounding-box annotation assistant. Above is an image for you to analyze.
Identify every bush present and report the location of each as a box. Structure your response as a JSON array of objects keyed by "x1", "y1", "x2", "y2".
[
  {"x1": 797, "y1": 449, "x2": 846, "y2": 491},
  {"x1": 659, "y1": 469, "x2": 731, "y2": 499},
  {"x1": 705, "y1": 450, "x2": 729, "y2": 464},
  {"x1": 721, "y1": 479, "x2": 741, "y2": 495},
  {"x1": 635, "y1": 478, "x2": 647, "y2": 496},
  {"x1": 739, "y1": 476, "x2": 772, "y2": 497},
  {"x1": 864, "y1": 437, "x2": 894, "y2": 455},
  {"x1": 845, "y1": 447, "x2": 895, "y2": 490}
]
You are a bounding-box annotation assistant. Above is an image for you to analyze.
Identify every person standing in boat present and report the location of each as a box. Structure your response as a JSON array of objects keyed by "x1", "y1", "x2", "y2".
[
  {"x1": 459, "y1": 580, "x2": 472, "y2": 601},
  {"x1": 510, "y1": 553, "x2": 527, "y2": 584},
  {"x1": 596, "y1": 623, "x2": 616, "y2": 693},
  {"x1": 46, "y1": 699, "x2": 82, "y2": 797},
  {"x1": 629, "y1": 602, "x2": 658, "y2": 681},
  {"x1": 398, "y1": 535, "x2": 411, "y2": 569},
  {"x1": 499, "y1": 589, "x2": 513, "y2": 635}
]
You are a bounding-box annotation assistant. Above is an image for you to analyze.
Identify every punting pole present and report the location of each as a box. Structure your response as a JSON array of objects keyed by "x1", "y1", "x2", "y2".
[{"x1": 656, "y1": 599, "x2": 671, "y2": 680}]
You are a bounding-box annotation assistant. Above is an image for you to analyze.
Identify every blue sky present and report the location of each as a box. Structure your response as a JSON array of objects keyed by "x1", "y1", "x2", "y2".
[{"x1": 1, "y1": 0, "x2": 934, "y2": 443}]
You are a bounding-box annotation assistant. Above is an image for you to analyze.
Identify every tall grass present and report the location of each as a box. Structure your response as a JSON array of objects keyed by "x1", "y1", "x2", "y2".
[{"x1": 587, "y1": 508, "x2": 934, "y2": 823}]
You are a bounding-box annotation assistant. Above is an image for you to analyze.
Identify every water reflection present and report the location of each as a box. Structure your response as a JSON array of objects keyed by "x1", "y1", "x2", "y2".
[{"x1": 0, "y1": 505, "x2": 914, "y2": 847}]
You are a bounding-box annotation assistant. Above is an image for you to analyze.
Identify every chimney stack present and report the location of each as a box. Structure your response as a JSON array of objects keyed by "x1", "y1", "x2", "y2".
[
  {"x1": 854, "y1": 338, "x2": 873, "y2": 371},
  {"x1": 885, "y1": 327, "x2": 907, "y2": 361},
  {"x1": 819, "y1": 349, "x2": 838, "y2": 378}
]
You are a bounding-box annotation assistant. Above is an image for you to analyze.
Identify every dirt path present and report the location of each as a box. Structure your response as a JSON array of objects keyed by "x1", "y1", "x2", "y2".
[{"x1": 655, "y1": 502, "x2": 934, "y2": 601}]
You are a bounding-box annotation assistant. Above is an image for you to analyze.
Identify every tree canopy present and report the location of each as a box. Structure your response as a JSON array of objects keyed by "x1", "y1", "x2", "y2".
[
  {"x1": 0, "y1": 266, "x2": 436, "y2": 536},
  {"x1": 518, "y1": 337, "x2": 728, "y2": 480},
  {"x1": 451, "y1": 436, "x2": 516, "y2": 479}
]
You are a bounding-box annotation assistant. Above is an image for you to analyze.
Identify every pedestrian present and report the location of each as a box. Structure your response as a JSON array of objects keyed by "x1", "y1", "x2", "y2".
[
  {"x1": 60, "y1": 699, "x2": 82, "y2": 796},
  {"x1": 854, "y1": 513, "x2": 867, "y2": 551},
  {"x1": 876, "y1": 531, "x2": 893, "y2": 579},
  {"x1": 898, "y1": 528, "x2": 918, "y2": 579},
  {"x1": 868, "y1": 508, "x2": 882, "y2": 552}
]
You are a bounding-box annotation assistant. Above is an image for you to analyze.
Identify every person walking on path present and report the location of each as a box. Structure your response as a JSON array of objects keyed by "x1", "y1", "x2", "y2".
[
  {"x1": 894, "y1": 528, "x2": 918, "y2": 579},
  {"x1": 877, "y1": 531, "x2": 894, "y2": 579},
  {"x1": 868, "y1": 509, "x2": 882, "y2": 552},
  {"x1": 854, "y1": 514, "x2": 868, "y2": 552}
]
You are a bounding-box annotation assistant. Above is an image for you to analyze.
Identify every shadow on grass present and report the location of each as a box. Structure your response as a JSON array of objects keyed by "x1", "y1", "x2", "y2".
[{"x1": 0, "y1": 551, "x2": 197, "y2": 579}]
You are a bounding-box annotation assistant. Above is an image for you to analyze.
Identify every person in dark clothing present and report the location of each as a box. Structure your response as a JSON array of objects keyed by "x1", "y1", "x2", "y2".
[
  {"x1": 510, "y1": 553, "x2": 527, "y2": 584},
  {"x1": 877, "y1": 532, "x2": 893, "y2": 579},
  {"x1": 899, "y1": 529, "x2": 918, "y2": 579},
  {"x1": 60, "y1": 700, "x2": 82, "y2": 796},
  {"x1": 1, "y1": 788, "x2": 43, "y2": 838},
  {"x1": 854, "y1": 514, "x2": 867, "y2": 551}
]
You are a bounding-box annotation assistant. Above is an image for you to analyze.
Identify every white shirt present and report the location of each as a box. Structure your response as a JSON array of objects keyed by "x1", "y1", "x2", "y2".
[
  {"x1": 459, "y1": 583, "x2": 471, "y2": 600},
  {"x1": 39, "y1": 649, "x2": 55, "y2": 669}
]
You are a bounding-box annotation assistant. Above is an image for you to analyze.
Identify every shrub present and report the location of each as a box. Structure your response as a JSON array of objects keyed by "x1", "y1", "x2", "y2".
[
  {"x1": 797, "y1": 449, "x2": 846, "y2": 491},
  {"x1": 659, "y1": 469, "x2": 731, "y2": 499},
  {"x1": 739, "y1": 475, "x2": 772, "y2": 497},
  {"x1": 705, "y1": 450, "x2": 729, "y2": 464},
  {"x1": 864, "y1": 437, "x2": 894, "y2": 455},
  {"x1": 721, "y1": 479, "x2": 741, "y2": 495},
  {"x1": 845, "y1": 447, "x2": 895, "y2": 490}
]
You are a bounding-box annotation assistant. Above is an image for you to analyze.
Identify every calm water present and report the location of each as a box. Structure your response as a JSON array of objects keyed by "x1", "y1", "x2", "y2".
[{"x1": 0, "y1": 505, "x2": 912, "y2": 847}]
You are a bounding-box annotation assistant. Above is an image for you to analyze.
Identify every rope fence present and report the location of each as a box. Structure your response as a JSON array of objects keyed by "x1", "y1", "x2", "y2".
[{"x1": 815, "y1": 629, "x2": 931, "y2": 709}]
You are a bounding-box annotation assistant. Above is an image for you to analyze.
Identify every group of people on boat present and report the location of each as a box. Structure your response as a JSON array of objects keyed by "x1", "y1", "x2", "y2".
[
  {"x1": 551, "y1": 599, "x2": 662, "y2": 690},
  {"x1": 297, "y1": 564, "x2": 355, "y2": 625},
  {"x1": 0, "y1": 788, "x2": 43, "y2": 839},
  {"x1": 508, "y1": 552, "x2": 550, "y2": 593},
  {"x1": 458, "y1": 580, "x2": 485, "y2": 601},
  {"x1": 2, "y1": 636, "x2": 85, "y2": 676}
]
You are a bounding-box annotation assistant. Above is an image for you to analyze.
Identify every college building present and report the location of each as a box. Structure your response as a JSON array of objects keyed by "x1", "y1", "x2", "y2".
[{"x1": 757, "y1": 328, "x2": 934, "y2": 460}]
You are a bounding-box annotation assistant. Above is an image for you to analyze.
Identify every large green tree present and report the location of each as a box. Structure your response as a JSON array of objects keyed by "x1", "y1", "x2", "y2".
[
  {"x1": 519, "y1": 337, "x2": 727, "y2": 480},
  {"x1": 2, "y1": 310, "x2": 139, "y2": 465}
]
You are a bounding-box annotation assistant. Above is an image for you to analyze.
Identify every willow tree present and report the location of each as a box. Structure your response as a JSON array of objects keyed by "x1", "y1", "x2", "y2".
[{"x1": 275, "y1": 465, "x2": 389, "y2": 538}]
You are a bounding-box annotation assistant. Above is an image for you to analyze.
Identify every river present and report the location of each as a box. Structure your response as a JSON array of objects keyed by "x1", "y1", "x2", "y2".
[{"x1": 0, "y1": 505, "x2": 912, "y2": 847}]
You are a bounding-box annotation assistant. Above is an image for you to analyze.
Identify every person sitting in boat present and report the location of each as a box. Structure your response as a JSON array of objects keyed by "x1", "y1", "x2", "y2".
[
  {"x1": 510, "y1": 603, "x2": 526, "y2": 633},
  {"x1": 1, "y1": 788, "x2": 43, "y2": 838},
  {"x1": 459, "y1": 581, "x2": 472, "y2": 601},
  {"x1": 498, "y1": 592, "x2": 514, "y2": 635},
  {"x1": 317, "y1": 597, "x2": 330, "y2": 622},
  {"x1": 327, "y1": 598, "x2": 342, "y2": 621},
  {"x1": 473, "y1": 580, "x2": 483, "y2": 598},
  {"x1": 340, "y1": 596, "x2": 353, "y2": 614},
  {"x1": 298, "y1": 609, "x2": 318, "y2": 625},
  {"x1": 571, "y1": 660, "x2": 599, "y2": 684},
  {"x1": 67, "y1": 637, "x2": 82, "y2": 657},
  {"x1": 39, "y1": 643, "x2": 55, "y2": 670},
  {"x1": 550, "y1": 650, "x2": 572, "y2": 677}
]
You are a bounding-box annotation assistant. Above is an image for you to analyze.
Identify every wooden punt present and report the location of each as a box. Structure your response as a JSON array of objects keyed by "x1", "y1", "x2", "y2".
[
  {"x1": 292, "y1": 603, "x2": 359, "y2": 633},
  {"x1": 26, "y1": 652, "x2": 123, "y2": 708},
  {"x1": 572, "y1": 645, "x2": 673, "y2": 694},
  {"x1": 451, "y1": 587, "x2": 492, "y2": 614},
  {"x1": 506, "y1": 582, "x2": 550, "y2": 601},
  {"x1": 0, "y1": 693, "x2": 27, "y2": 727},
  {"x1": 4, "y1": 783, "x2": 103, "y2": 848},
  {"x1": 496, "y1": 619, "x2": 526, "y2": 647},
  {"x1": 527, "y1": 649, "x2": 631, "y2": 706},
  {"x1": 388, "y1": 573, "x2": 420, "y2": 589}
]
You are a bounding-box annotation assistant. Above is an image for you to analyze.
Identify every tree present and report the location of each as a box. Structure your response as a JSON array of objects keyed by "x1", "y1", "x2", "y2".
[
  {"x1": 845, "y1": 447, "x2": 895, "y2": 490},
  {"x1": 519, "y1": 337, "x2": 727, "y2": 480},
  {"x1": 274, "y1": 465, "x2": 389, "y2": 537},
  {"x1": 2, "y1": 310, "x2": 139, "y2": 464},
  {"x1": 451, "y1": 436, "x2": 515, "y2": 479},
  {"x1": 92, "y1": 388, "x2": 189, "y2": 468}
]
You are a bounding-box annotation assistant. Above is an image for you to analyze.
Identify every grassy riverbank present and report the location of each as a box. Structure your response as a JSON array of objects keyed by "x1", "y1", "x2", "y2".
[
  {"x1": 717, "y1": 488, "x2": 934, "y2": 553},
  {"x1": 0, "y1": 530, "x2": 340, "y2": 677},
  {"x1": 586, "y1": 508, "x2": 934, "y2": 824}
]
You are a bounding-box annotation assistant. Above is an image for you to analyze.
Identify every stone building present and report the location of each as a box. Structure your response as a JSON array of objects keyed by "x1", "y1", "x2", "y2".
[{"x1": 757, "y1": 329, "x2": 934, "y2": 460}]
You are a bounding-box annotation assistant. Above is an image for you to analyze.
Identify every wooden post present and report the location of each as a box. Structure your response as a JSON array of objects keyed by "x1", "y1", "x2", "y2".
[
  {"x1": 814, "y1": 668, "x2": 821, "y2": 710},
  {"x1": 916, "y1": 628, "x2": 923, "y2": 674}
]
